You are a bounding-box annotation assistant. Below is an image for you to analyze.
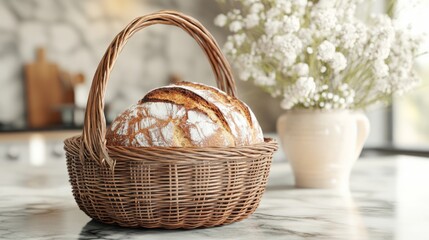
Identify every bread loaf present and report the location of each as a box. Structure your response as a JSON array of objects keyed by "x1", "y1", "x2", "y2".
[{"x1": 106, "y1": 82, "x2": 263, "y2": 147}]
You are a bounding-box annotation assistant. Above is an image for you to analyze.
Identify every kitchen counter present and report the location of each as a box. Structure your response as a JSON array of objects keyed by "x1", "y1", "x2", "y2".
[{"x1": 1, "y1": 154, "x2": 429, "y2": 240}]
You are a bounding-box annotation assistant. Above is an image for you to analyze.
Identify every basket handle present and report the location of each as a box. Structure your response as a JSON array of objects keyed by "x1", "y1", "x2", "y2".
[{"x1": 81, "y1": 10, "x2": 237, "y2": 169}]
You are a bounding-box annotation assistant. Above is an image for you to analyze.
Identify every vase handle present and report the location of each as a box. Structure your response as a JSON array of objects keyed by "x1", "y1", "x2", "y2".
[{"x1": 354, "y1": 112, "x2": 370, "y2": 160}]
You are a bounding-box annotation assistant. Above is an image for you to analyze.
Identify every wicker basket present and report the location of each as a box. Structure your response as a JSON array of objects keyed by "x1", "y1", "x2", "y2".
[{"x1": 64, "y1": 10, "x2": 278, "y2": 229}]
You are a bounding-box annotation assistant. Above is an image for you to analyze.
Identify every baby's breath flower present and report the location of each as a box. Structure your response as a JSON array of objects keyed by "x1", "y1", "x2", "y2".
[
  {"x1": 265, "y1": 20, "x2": 282, "y2": 36},
  {"x1": 250, "y1": 2, "x2": 264, "y2": 13},
  {"x1": 294, "y1": 0, "x2": 308, "y2": 8},
  {"x1": 233, "y1": 33, "x2": 246, "y2": 46},
  {"x1": 317, "y1": 40, "x2": 336, "y2": 61},
  {"x1": 373, "y1": 60, "x2": 389, "y2": 78},
  {"x1": 293, "y1": 63, "x2": 309, "y2": 76},
  {"x1": 223, "y1": 41, "x2": 236, "y2": 55},
  {"x1": 329, "y1": 52, "x2": 347, "y2": 72},
  {"x1": 229, "y1": 21, "x2": 243, "y2": 32},
  {"x1": 283, "y1": 15, "x2": 300, "y2": 33},
  {"x1": 276, "y1": 0, "x2": 292, "y2": 14},
  {"x1": 266, "y1": 7, "x2": 281, "y2": 19},
  {"x1": 214, "y1": 14, "x2": 227, "y2": 27},
  {"x1": 216, "y1": 0, "x2": 422, "y2": 110},
  {"x1": 312, "y1": 8, "x2": 337, "y2": 31},
  {"x1": 245, "y1": 14, "x2": 260, "y2": 29},
  {"x1": 281, "y1": 77, "x2": 316, "y2": 109},
  {"x1": 255, "y1": 72, "x2": 276, "y2": 86}
]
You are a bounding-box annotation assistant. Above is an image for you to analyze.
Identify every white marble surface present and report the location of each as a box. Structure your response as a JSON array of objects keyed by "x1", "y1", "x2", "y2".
[{"x1": 1, "y1": 154, "x2": 429, "y2": 240}]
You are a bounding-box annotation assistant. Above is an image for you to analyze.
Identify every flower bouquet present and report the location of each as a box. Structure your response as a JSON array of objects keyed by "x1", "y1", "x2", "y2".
[{"x1": 215, "y1": 0, "x2": 422, "y2": 110}]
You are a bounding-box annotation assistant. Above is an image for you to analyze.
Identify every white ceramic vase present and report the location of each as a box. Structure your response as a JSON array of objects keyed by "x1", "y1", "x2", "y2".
[{"x1": 277, "y1": 110, "x2": 370, "y2": 190}]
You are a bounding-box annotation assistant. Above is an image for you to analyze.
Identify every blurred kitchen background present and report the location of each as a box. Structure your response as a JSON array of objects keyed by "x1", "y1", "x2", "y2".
[{"x1": 0, "y1": 0, "x2": 428, "y2": 164}]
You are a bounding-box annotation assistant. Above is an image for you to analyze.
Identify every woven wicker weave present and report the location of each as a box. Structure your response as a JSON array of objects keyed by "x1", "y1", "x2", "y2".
[{"x1": 64, "y1": 10, "x2": 278, "y2": 229}]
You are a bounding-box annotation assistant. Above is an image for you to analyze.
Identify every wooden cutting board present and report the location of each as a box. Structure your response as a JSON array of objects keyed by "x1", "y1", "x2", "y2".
[{"x1": 25, "y1": 48, "x2": 63, "y2": 128}]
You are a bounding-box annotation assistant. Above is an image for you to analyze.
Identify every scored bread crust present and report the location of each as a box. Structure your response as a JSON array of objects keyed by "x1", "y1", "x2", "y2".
[
  {"x1": 106, "y1": 102, "x2": 234, "y2": 147},
  {"x1": 174, "y1": 82, "x2": 253, "y2": 128},
  {"x1": 142, "y1": 86, "x2": 233, "y2": 134},
  {"x1": 106, "y1": 82, "x2": 263, "y2": 147}
]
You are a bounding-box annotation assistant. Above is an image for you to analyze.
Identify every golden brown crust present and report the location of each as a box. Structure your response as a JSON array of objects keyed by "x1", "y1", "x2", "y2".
[
  {"x1": 141, "y1": 86, "x2": 232, "y2": 133},
  {"x1": 175, "y1": 81, "x2": 253, "y2": 127},
  {"x1": 106, "y1": 82, "x2": 263, "y2": 147},
  {"x1": 106, "y1": 102, "x2": 235, "y2": 147}
]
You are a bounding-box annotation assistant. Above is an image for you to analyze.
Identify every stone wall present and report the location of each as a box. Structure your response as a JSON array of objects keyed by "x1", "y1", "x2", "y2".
[{"x1": 0, "y1": 0, "x2": 282, "y2": 131}]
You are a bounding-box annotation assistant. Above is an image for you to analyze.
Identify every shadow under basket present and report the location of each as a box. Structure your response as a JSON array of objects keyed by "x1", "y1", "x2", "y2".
[{"x1": 65, "y1": 136, "x2": 277, "y2": 229}]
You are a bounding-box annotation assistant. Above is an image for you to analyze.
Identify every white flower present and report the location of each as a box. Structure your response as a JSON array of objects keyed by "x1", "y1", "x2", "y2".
[
  {"x1": 293, "y1": 63, "x2": 309, "y2": 76},
  {"x1": 233, "y1": 33, "x2": 246, "y2": 46},
  {"x1": 235, "y1": 54, "x2": 257, "y2": 81},
  {"x1": 317, "y1": 40, "x2": 336, "y2": 61},
  {"x1": 254, "y1": 71, "x2": 276, "y2": 86},
  {"x1": 223, "y1": 41, "x2": 236, "y2": 55},
  {"x1": 312, "y1": 8, "x2": 337, "y2": 31},
  {"x1": 325, "y1": 103, "x2": 332, "y2": 109},
  {"x1": 245, "y1": 13, "x2": 260, "y2": 29},
  {"x1": 280, "y1": 76, "x2": 316, "y2": 110},
  {"x1": 242, "y1": 0, "x2": 258, "y2": 6},
  {"x1": 339, "y1": 83, "x2": 348, "y2": 91},
  {"x1": 275, "y1": 0, "x2": 292, "y2": 14},
  {"x1": 217, "y1": 0, "x2": 422, "y2": 110},
  {"x1": 229, "y1": 21, "x2": 243, "y2": 32},
  {"x1": 346, "y1": 95, "x2": 355, "y2": 104},
  {"x1": 280, "y1": 98, "x2": 295, "y2": 110},
  {"x1": 273, "y1": 34, "x2": 303, "y2": 56},
  {"x1": 338, "y1": 23, "x2": 358, "y2": 49},
  {"x1": 255, "y1": 34, "x2": 276, "y2": 57},
  {"x1": 281, "y1": 53, "x2": 298, "y2": 68},
  {"x1": 266, "y1": 7, "x2": 281, "y2": 19},
  {"x1": 315, "y1": 0, "x2": 335, "y2": 8},
  {"x1": 314, "y1": 94, "x2": 320, "y2": 101},
  {"x1": 352, "y1": 22, "x2": 369, "y2": 56},
  {"x1": 373, "y1": 60, "x2": 389, "y2": 78},
  {"x1": 374, "y1": 78, "x2": 390, "y2": 93},
  {"x1": 329, "y1": 52, "x2": 347, "y2": 72},
  {"x1": 265, "y1": 20, "x2": 282, "y2": 36},
  {"x1": 283, "y1": 15, "x2": 300, "y2": 33},
  {"x1": 293, "y1": 0, "x2": 308, "y2": 8},
  {"x1": 296, "y1": 77, "x2": 316, "y2": 95},
  {"x1": 363, "y1": 16, "x2": 395, "y2": 60},
  {"x1": 250, "y1": 3, "x2": 264, "y2": 13},
  {"x1": 239, "y1": 71, "x2": 251, "y2": 81},
  {"x1": 214, "y1": 14, "x2": 227, "y2": 27}
]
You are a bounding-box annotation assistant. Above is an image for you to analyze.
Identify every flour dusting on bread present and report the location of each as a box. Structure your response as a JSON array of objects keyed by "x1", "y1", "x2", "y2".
[{"x1": 106, "y1": 82, "x2": 263, "y2": 147}]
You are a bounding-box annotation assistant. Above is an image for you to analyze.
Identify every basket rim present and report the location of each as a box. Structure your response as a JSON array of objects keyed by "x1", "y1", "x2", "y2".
[
  {"x1": 66, "y1": 135, "x2": 277, "y2": 150},
  {"x1": 65, "y1": 135, "x2": 278, "y2": 163}
]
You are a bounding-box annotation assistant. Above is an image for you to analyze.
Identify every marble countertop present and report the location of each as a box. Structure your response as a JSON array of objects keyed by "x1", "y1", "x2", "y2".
[{"x1": 1, "y1": 154, "x2": 429, "y2": 240}]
